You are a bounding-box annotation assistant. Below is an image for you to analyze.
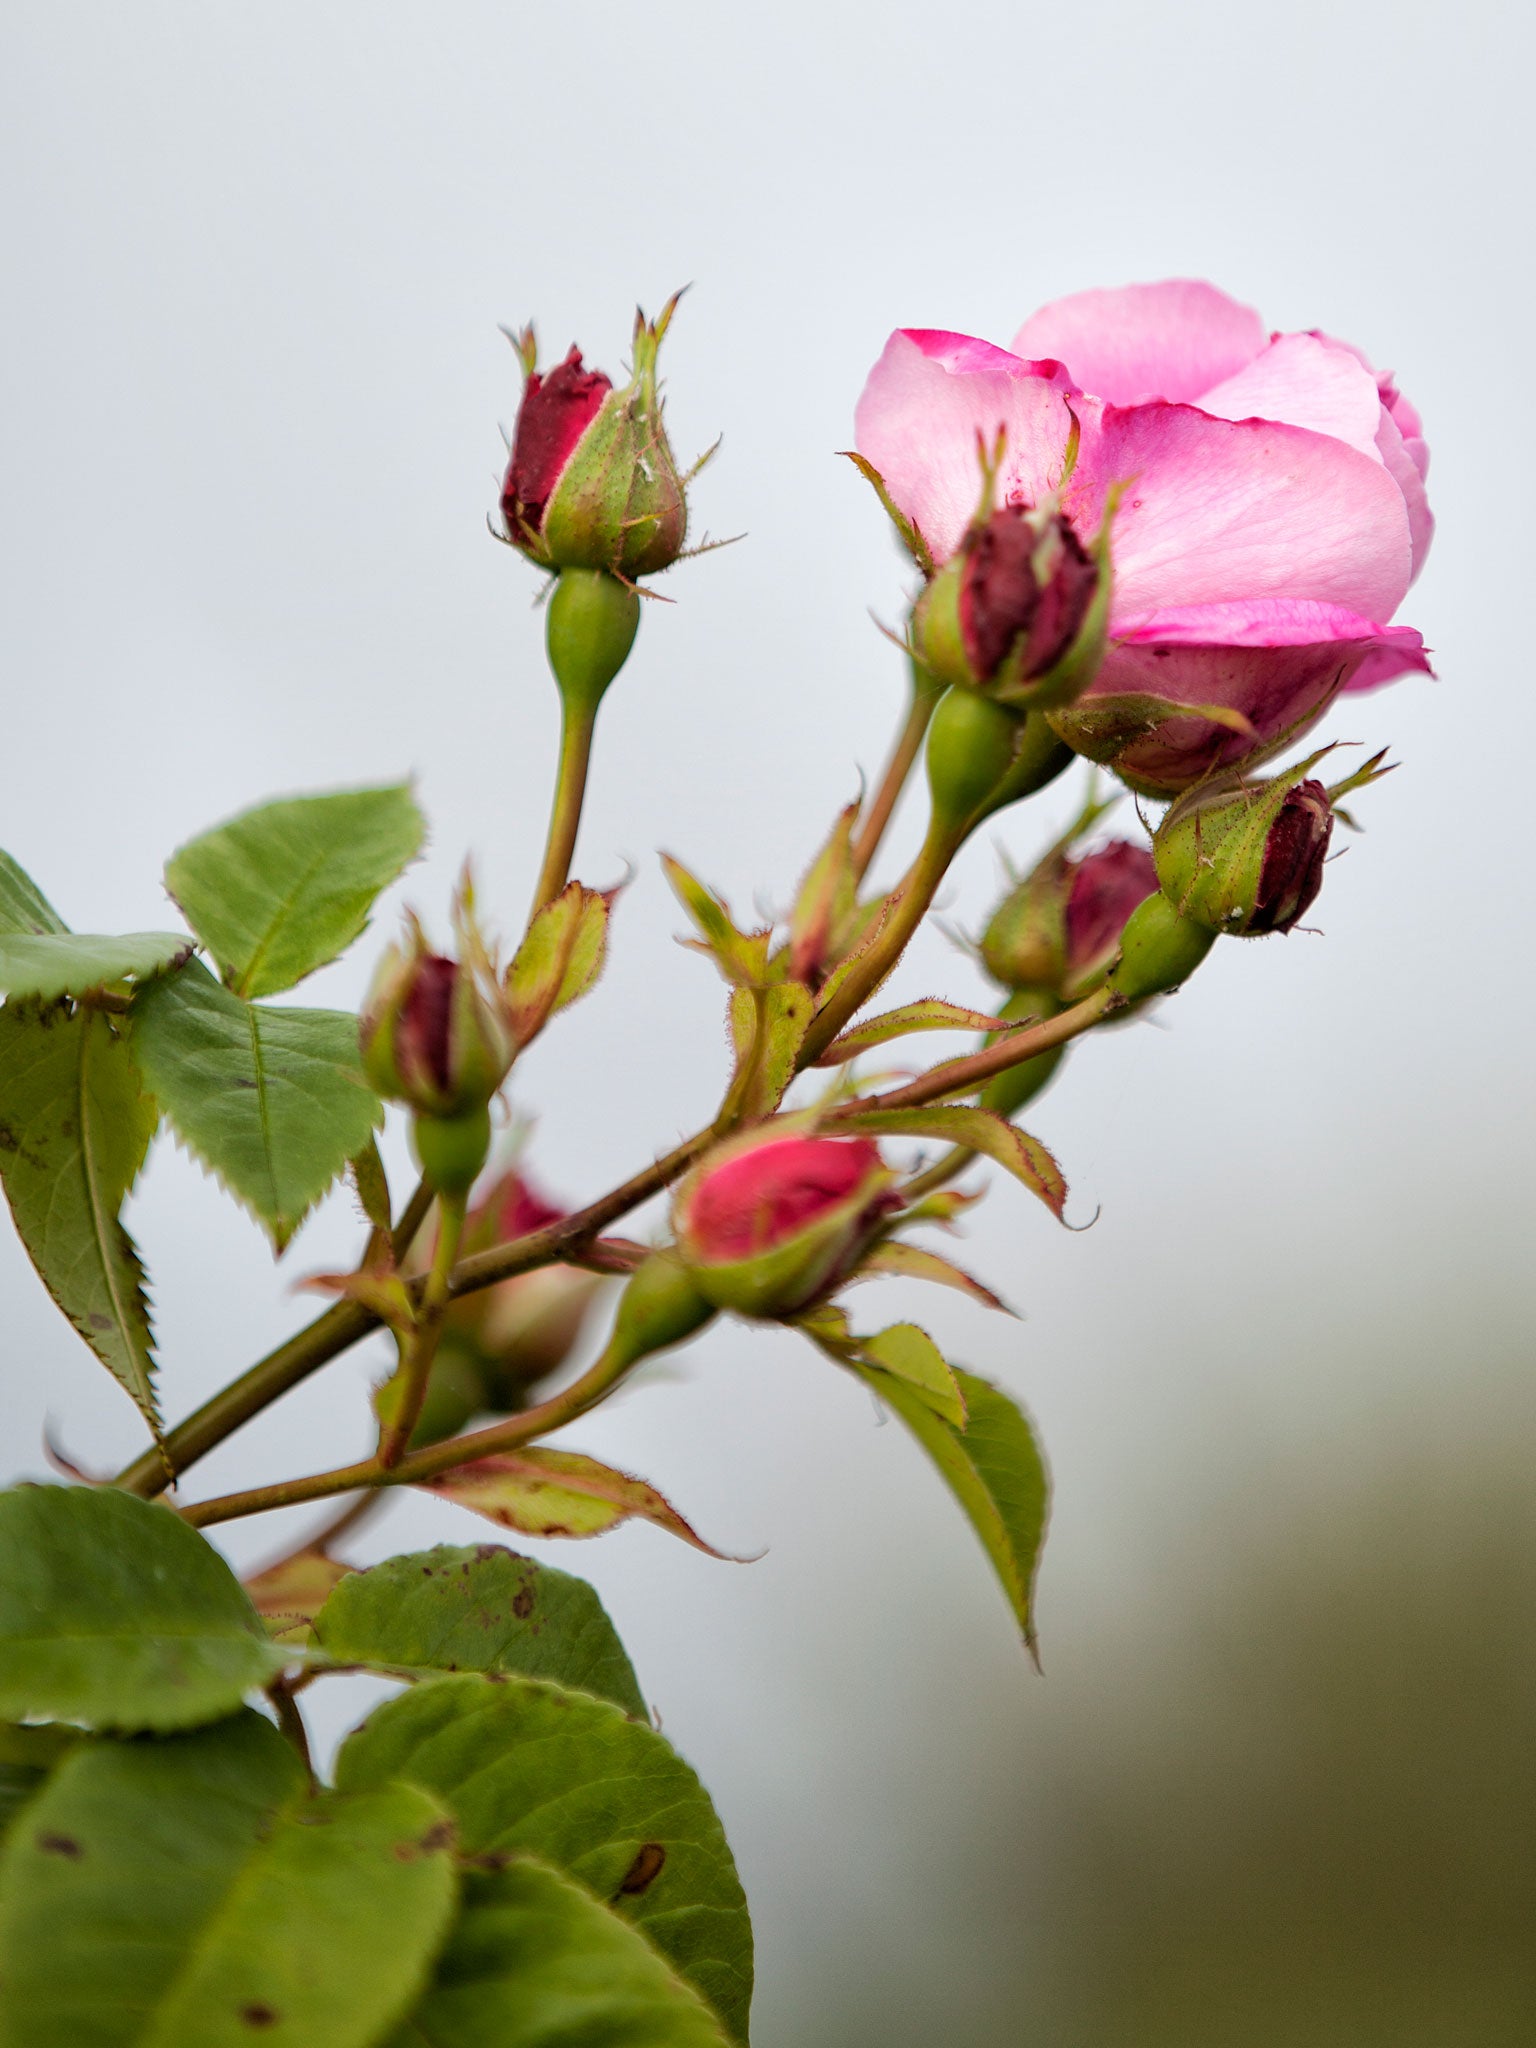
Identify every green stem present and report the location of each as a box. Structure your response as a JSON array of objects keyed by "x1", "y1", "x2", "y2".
[
  {"x1": 530, "y1": 700, "x2": 597, "y2": 915},
  {"x1": 376, "y1": 1191, "x2": 465, "y2": 1468},
  {"x1": 831, "y1": 985, "x2": 1117, "y2": 1117},
  {"x1": 849, "y1": 673, "x2": 940, "y2": 883},
  {"x1": 267, "y1": 1679, "x2": 315, "y2": 1783},
  {"x1": 181, "y1": 1323, "x2": 646, "y2": 1530},
  {"x1": 798, "y1": 816, "x2": 963, "y2": 1065},
  {"x1": 114, "y1": 1133, "x2": 709, "y2": 1500}
]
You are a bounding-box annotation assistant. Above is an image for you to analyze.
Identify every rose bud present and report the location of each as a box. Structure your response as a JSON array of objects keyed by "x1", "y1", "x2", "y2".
[
  {"x1": 499, "y1": 297, "x2": 691, "y2": 581},
  {"x1": 1153, "y1": 769, "x2": 1337, "y2": 937},
  {"x1": 673, "y1": 1130, "x2": 902, "y2": 1319},
  {"x1": 913, "y1": 501, "x2": 1104, "y2": 708},
  {"x1": 982, "y1": 837, "x2": 1158, "y2": 1002},
  {"x1": 360, "y1": 911, "x2": 516, "y2": 1191},
  {"x1": 443, "y1": 1169, "x2": 604, "y2": 1409}
]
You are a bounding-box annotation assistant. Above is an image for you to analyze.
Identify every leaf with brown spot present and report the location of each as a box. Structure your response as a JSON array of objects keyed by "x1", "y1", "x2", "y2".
[
  {"x1": 310, "y1": 1544, "x2": 646, "y2": 1717},
  {"x1": 419, "y1": 1450, "x2": 730, "y2": 1558}
]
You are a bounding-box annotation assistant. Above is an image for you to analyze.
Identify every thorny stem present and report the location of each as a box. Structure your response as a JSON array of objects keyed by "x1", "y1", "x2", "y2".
[
  {"x1": 530, "y1": 700, "x2": 598, "y2": 916},
  {"x1": 389, "y1": 1176, "x2": 435, "y2": 1263},
  {"x1": 114, "y1": 1134, "x2": 709, "y2": 1499},
  {"x1": 798, "y1": 818, "x2": 963, "y2": 1064},
  {"x1": 180, "y1": 1324, "x2": 646, "y2": 1530},
  {"x1": 376, "y1": 1191, "x2": 465, "y2": 1467},
  {"x1": 849, "y1": 674, "x2": 940, "y2": 884},
  {"x1": 829, "y1": 986, "x2": 1118, "y2": 1117},
  {"x1": 114, "y1": 718, "x2": 1114, "y2": 1513}
]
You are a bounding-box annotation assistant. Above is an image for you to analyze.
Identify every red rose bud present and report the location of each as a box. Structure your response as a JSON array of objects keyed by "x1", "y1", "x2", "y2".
[
  {"x1": 982, "y1": 837, "x2": 1157, "y2": 1000},
  {"x1": 674, "y1": 1130, "x2": 901, "y2": 1318},
  {"x1": 360, "y1": 916, "x2": 516, "y2": 1123},
  {"x1": 1154, "y1": 767, "x2": 1336, "y2": 938},
  {"x1": 499, "y1": 298, "x2": 691, "y2": 580},
  {"x1": 441, "y1": 1169, "x2": 603, "y2": 1407},
  {"x1": 913, "y1": 504, "x2": 1102, "y2": 707}
]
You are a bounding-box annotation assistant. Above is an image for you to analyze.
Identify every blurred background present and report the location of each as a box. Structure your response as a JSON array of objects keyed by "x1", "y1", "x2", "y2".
[{"x1": 2, "y1": 1, "x2": 1532, "y2": 2039}]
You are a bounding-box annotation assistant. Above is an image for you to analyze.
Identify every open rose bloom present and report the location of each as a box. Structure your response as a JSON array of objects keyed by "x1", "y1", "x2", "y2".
[{"x1": 856, "y1": 281, "x2": 1431, "y2": 793}]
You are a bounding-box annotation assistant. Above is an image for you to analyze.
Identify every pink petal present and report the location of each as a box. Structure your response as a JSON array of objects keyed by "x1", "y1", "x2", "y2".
[
  {"x1": 1197, "y1": 333, "x2": 1433, "y2": 586},
  {"x1": 854, "y1": 331, "x2": 1076, "y2": 564},
  {"x1": 1068, "y1": 604, "x2": 1427, "y2": 794},
  {"x1": 1065, "y1": 398, "x2": 1415, "y2": 624},
  {"x1": 1010, "y1": 281, "x2": 1267, "y2": 406},
  {"x1": 1116, "y1": 599, "x2": 1431, "y2": 663},
  {"x1": 1195, "y1": 333, "x2": 1386, "y2": 456}
]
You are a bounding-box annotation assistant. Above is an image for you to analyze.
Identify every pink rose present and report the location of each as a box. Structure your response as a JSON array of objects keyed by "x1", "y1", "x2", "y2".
[{"x1": 855, "y1": 282, "x2": 1432, "y2": 794}]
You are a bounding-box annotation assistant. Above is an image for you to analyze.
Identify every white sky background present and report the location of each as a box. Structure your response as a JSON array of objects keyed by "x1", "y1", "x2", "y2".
[{"x1": 1, "y1": 2, "x2": 1532, "y2": 2039}]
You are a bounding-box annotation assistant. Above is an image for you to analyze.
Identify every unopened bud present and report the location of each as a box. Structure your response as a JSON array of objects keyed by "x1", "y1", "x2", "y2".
[
  {"x1": 362, "y1": 908, "x2": 515, "y2": 1196},
  {"x1": 982, "y1": 838, "x2": 1157, "y2": 1000},
  {"x1": 1155, "y1": 773, "x2": 1335, "y2": 937},
  {"x1": 500, "y1": 299, "x2": 691, "y2": 580},
  {"x1": 914, "y1": 504, "x2": 1100, "y2": 706},
  {"x1": 436, "y1": 1170, "x2": 604, "y2": 1408},
  {"x1": 674, "y1": 1130, "x2": 901, "y2": 1319}
]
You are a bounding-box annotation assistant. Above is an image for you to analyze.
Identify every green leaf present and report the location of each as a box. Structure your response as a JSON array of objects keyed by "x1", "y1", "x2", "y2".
[
  {"x1": 418, "y1": 1450, "x2": 727, "y2": 1558},
  {"x1": 0, "y1": 1725, "x2": 81, "y2": 1842},
  {"x1": 0, "y1": 1764, "x2": 46, "y2": 1846},
  {"x1": 856, "y1": 1241, "x2": 1009, "y2": 1314},
  {"x1": 313, "y1": 1544, "x2": 647, "y2": 1718},
  {"x1": 391, "y1": 1857, "x2": 731, "y2": 2048},
  {"x1": 812, "y1": 997, "x2": 1011, "y2": 1067},
  {"x1": 337, "y1": 1674, "x2": 752, "y2": 2040},
  {"x1": 840, "y1": 1102, "x2": 1068, "y2": 1220},
  {"x1": 725, "y1": 980, "x2": 813, "y2": 1118},
  {"x1": 164, "y1": 783, "x2": 425, "y2": 999},
  {"x1": 0, "y1": 1484, "x2": 287, "y2": 1732},
  {"x1": 659, "y1": 855, "x2": 771, "y2": 988},
  {"x1": 0, "y1": 932, "x2": 191, "y2": 1003},
  {"x1": 0, "y1": 1712, "x2": 303, "y2": 2048},
  {"x1": 506, "y1": 882, "x2": 612, "y2": 1046},
  {"x1": 0, "y1": 1712, "x2": 459, "y2": 2048},
  {"x1": 131, "y1": 958, "x2": 382, "y2": 1251},
  {"x1": 838, "y1": 450, "x2": 935, "y2": 575},
  {"x1": 854, "y1": 1364, "x2": 1050, "y2": 1656},
  {"x1": 857, "y1": 1323, "x2": 968, "y2": 1429},
  {"x1": 0, "y1": 850, "x2": 68, "y2": 937},
  {"x1": 140, "y1": 1780, "x2": 458, "y2": 2048},
  {"x1": 0, "y1": 1004, "x2": 160, "y2": 1425}
]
